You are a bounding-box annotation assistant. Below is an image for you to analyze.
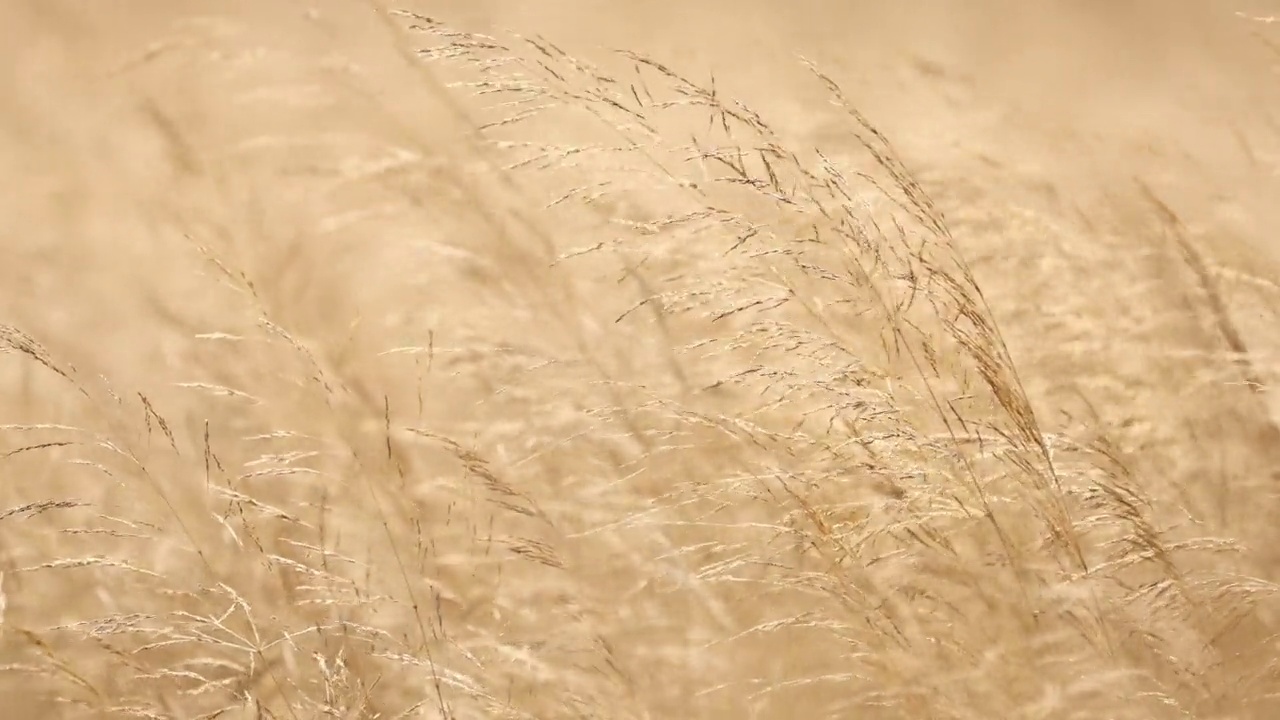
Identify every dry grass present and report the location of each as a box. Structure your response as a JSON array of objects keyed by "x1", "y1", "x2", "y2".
[{"x1": 2, "y1": 6, "x2": 1280, "y2": 719}]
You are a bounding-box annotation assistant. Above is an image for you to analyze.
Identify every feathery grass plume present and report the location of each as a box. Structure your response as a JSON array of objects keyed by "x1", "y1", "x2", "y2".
[
  {"x1": 1, "y1": 6, "x2": 1278, "y2": 719},
  {"x1": 394, "y1": 12, "x2": 1280, "y2": 718}
]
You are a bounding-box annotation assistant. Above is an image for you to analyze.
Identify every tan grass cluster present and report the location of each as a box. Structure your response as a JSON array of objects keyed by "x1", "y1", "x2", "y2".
[{"x1": 1, "y1": 8, "x2": 1279, "y2": 720}]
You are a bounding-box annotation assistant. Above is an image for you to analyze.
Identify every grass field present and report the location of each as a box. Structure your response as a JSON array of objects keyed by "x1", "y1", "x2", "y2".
[{"x1": 3, "y1": 2, "x2": 1280, "y2": 718}]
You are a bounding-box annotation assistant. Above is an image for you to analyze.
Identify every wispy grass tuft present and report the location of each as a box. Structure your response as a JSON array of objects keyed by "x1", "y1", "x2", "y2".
[{"x1": 0, "y1": 8, "x2": 1278, "y2": 720}]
